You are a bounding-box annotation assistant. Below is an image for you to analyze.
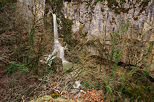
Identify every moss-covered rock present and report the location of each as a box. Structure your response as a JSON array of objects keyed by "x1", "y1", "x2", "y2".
[
  {"x1": 30, "y1": 95, "x2": 54, "y2": 102},
  {"x1": 30, "y1": 95, "x2": 76, "y2": 102}
]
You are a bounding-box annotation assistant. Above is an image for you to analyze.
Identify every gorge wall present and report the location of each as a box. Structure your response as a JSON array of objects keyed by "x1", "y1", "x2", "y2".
[
  {"x1": 17, "y1": 0, "x2": 154, "y2": 72},
  {"x1": 61, "y1": 0, "x2": 154, "y2": 71}
]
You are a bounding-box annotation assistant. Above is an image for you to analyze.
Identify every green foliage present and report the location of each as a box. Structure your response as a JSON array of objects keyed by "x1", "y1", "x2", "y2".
[
  {"x1": 110, "y1": 30, "x2": 119, "y2": 61},
  {"x1": 116, "y1": 44, "x2": 153, "y2": 101},
  {"x1": 26, "y1": 22, "x2": 36, "y2": 61},
  {"x1": 46, "y1": 53, "x2": 57, "y2": 66},
  {"x1": 29, "y1": 24, "x2": 36, "y2": 47},
  {"x1": 6, "y1": 62, "x2": 29, "y2": 76},
  {"x1": 84, "y1": 80, "x2": 95, "y2": 90},
  {"x1": 120, "y1": 20, "x2": 130, "y2": 33},
  {"x1": 93, "y1": 0, "x2": 103, "y2": 5},
  {"x1": 42, "y1": 54, "x2": 57, "y2": 76},
  {"x1": 24, "y1": 12, "x2": 47, "y2": 73},
  {"x1": 136, "y1": 63, "x2": 151, "y2": 83},
  {"x1": 25, "y1": 21, "x2": 39, "y2": 70},
  {"x1": 123, "y1": 80, "x2": 153, "y2": 101},
  {"x1": 77, "y1": 20, "x2": 153, "y2": 101},
  {"x1": 100, "y1": 77, "x2": 112, "y2": 96},
  {"x1": 93, "y1": 0, "x2": 98, "y2": 5},
  {"x1": 8, "y1": 2, "x2": 52, "y2": 74},
  {"x1": 95, "y1": 82, "x2": 102, "y2": 90},
  {"x1": 97, "y1": 21, "x2": 152, "y2": 101},
  {"x1": 110, "y1": 49, "x2": 122, "y2": 81},
  {"x1": 126, "y1": 85, "x2": 146, "y2": 100},
  {"x1": 104, "y1": 30, "x2": 123, "y2": 97},
  {"x1": 42, "y1": 66, "x2": 54, "y2": 76}
]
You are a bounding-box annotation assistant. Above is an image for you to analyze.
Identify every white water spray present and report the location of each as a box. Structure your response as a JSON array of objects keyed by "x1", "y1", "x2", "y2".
[{"x1": 46, "y1": 14, "x2": 68, "y2": 65}]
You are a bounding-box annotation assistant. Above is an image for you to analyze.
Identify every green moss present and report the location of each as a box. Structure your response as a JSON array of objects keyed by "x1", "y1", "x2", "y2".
[
  {"x1": 30, "y1": 95, "x2": 54, "y2": 102},
  {"x1": 63, "y1": 62, "x2": 73, "y2": 71},
  {"x1": 58, "y1": 18, "x2": 77, "y2": 48}
]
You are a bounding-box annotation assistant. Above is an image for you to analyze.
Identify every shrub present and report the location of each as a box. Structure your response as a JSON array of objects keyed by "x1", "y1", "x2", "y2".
[{"x1": 6, "y1": 61, "x2": 28, "y2": 76}]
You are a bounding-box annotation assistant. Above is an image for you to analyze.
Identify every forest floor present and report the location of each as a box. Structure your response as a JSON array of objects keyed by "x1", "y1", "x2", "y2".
[{"x1": 0, "y1": 52, "x2": 154, "y2": 101}]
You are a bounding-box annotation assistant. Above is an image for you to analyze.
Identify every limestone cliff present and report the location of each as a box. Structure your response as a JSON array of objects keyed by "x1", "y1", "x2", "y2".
[
  {"x1": 61, "y1": 0, "x2": 154, "y2": 71},
  {"x1": 17, "y1": 0, "x2": 154, "y2": 71}
]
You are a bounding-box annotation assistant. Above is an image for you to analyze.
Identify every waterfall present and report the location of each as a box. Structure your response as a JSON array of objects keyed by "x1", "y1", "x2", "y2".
[
  {"x1": 46, "y1": 14, "x2": 68, "y2": 65},
  {"x1": 53, "y1": 14, "x2": 58, "y2": 39}
]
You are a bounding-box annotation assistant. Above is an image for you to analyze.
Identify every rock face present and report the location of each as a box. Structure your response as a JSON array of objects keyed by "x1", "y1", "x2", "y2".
[
  {"x1": 63, "y1": 0, "x2": 153, "y2": 41},
  {"x1": 62, "y1": 0, "x2": 154, "y2": 71},
  {"x1": 17, "y1": 0, "x2": 154, "y2": 71},
  {"x1": 17, "y1": 0, "x2": 45, "y2": 24}
]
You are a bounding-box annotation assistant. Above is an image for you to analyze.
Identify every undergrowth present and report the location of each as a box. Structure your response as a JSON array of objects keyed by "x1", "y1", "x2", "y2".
[
  {"x1": 0, "y1": 1, "x2": 153, "y2": 102},
  {"x1": 70, "y1": 20, "x2": 154, "y2": 101}
]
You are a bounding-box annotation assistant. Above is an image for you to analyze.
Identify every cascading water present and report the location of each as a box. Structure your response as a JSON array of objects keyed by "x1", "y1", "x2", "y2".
[{"x1": 46, "y1": 13, "x2": 68, "y2": 65}]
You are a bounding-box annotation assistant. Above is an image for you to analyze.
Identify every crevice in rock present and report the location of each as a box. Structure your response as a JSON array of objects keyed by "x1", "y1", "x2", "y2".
[{"x1": 64, "y1": 0, "x2": 71, "y2": 2}]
